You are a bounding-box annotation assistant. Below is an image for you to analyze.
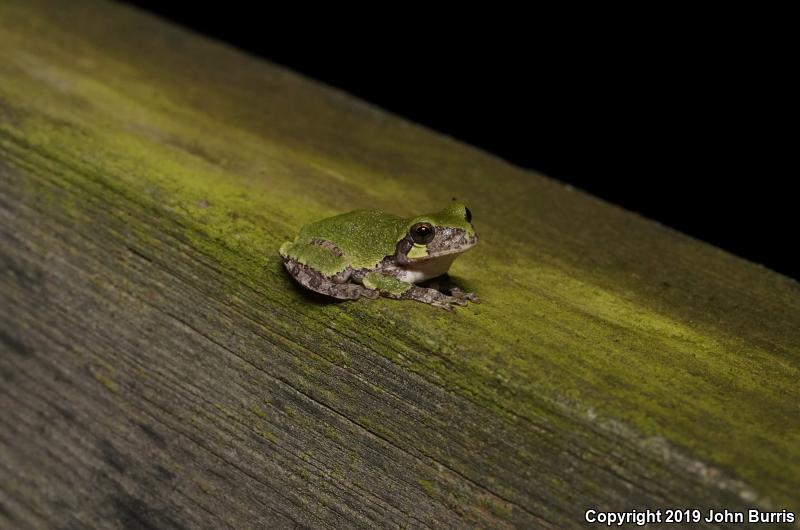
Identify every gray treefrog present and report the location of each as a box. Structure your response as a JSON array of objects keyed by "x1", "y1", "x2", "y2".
[{"x1": 279, "y1": 202, "x2": 479, "y2": 311}]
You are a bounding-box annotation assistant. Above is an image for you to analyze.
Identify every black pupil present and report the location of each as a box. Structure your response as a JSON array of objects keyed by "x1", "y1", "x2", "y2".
[
  {"x1": 412, "y1": 224, "x2": 434, "y2": 244},
  {"x1": 465, "y1": 207, "x2": 472, "y2": 223}
]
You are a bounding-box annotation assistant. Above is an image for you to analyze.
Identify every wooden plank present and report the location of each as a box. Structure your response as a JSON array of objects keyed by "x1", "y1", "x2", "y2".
[{"x1": 1, "y1": 1, "x2": 798, "y2": 528}]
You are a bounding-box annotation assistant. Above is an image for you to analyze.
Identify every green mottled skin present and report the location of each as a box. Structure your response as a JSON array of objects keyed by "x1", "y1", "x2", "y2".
[
  {"x1": 0, "y1": 0, "x2": 798, "y2": 515},
  {"x1": 280, "y1": 209, "x2": 404, "y2": 275},
  {"x1": 363, "y1": 271, "x2": 411, "y2": 295},
  {"x1": 279, "y1": 203, "x2": 475, "y2": 276}
]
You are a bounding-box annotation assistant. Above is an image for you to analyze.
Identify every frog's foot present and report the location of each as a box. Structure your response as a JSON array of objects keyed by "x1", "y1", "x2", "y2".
[
  {"x1": 402, "y1": 285, "x2": 470, "y2": 312},
  {"x1": 448, "y1": 286, "x2": 481, "y2": 304},
  {"x1": 283, "y1": 258, "x2": 378, "y2": 300},
  {"x1": 422, "y1": 276, "x2": 481, "y2": 305}
]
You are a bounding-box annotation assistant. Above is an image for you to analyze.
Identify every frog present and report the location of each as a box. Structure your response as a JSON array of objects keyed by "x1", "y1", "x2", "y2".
[{"x1": 279, "y1": 202, "x2": 479, "y2": 311}]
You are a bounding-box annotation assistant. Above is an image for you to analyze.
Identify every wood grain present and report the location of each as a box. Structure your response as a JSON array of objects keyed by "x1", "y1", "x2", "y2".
[{"x1": 1, "y1": 1, "x2": 798, "y2": 528}]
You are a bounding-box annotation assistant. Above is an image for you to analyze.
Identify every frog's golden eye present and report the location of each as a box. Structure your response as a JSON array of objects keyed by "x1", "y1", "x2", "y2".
[
  {"x1": 410, "y1": 223, "x2": 435, "y2": 244},
  {"x1": 465, "y1": 207, "x2": 472, "y2": 223}
]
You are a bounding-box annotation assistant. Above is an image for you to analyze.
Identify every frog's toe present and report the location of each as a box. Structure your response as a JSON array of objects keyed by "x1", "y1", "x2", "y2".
[
  {"x1": 447, "y1": 285, "x2": 479, "y2": 302},
  {"x1": 432, "y1": 300, "x2": 456, "y2": 311},
  {"x1": 436, "y1": 296, "x2": 468, "y2": 311}
]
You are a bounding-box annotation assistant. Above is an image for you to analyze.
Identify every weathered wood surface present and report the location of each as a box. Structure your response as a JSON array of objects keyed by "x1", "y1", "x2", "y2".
[{"x1": 1, "y1": 1, "x2": 799, "y2": 529}]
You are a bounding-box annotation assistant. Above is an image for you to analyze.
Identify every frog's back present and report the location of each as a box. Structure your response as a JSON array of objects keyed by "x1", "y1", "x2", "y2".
[{"x1": 297, "y1": 209, "x2": 406, "y2": 269}]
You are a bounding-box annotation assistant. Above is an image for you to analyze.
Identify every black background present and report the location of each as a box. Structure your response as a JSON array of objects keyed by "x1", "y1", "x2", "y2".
[{"x1": 120, "y1": 3, "x2": 797, "y2": 280}]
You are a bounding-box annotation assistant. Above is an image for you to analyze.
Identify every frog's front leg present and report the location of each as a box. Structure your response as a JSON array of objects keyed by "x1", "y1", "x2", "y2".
[
  {"x1": 422, "y1": 274, "x2": 481, "y2": 304},
  {"x1": 402, "y1": 285, "x2": 470, "y2": 311},
  {"x1": 362, "y1": 272, "x2": 468, "y2": 311},
  {"x1": 284, "y1": 257, "x2": 379, "y2": 300}
]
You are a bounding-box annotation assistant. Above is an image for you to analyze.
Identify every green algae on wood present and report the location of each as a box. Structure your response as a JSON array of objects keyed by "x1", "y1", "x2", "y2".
[{"x1": 1, "y1": 0, "x2": 799, "y2": 528}]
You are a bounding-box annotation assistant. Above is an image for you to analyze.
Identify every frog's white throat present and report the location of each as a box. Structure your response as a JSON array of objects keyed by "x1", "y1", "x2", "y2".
[{"x1": 398, "y1": 252, "x2": 462, "y2": 284}]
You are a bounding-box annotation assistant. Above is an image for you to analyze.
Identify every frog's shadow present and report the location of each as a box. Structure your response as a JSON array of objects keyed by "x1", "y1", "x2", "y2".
[
  {"x1": 293, "y1": 285, "x2": 348, "y2": 306},
  {"x1": 420, "y1": 274, "x2": 477, "y2": 295}
]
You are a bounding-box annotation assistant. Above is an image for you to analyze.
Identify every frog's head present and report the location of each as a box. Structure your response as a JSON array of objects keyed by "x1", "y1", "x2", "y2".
[{"x1": 395, "y1": 203, "x2": 478, "y2": 266}]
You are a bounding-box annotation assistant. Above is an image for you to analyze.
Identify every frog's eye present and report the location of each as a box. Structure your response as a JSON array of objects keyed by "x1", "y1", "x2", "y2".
[
  {"x1": 410, "y1": 223, "x2": 435, "y2": 244},
  {"x1": 464, "y1": 207, "x2": 472, "y2": 223}
]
